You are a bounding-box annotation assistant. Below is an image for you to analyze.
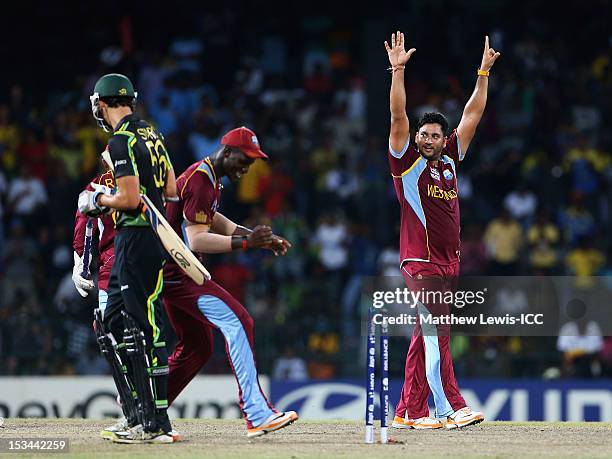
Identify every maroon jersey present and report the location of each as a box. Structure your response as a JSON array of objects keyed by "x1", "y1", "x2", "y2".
[
  {"x1": 73, "y1": 170, "x2": 116, "y2": 257},
  {"x1": 73, "y1": 170, "x2": 116, "y2": 290},
  {"x1": 388, "y1": 129, "x2": 465, "y2": 266},
  {"x1": 164, "y1": 158, "x2": 222, "y2": 279}
]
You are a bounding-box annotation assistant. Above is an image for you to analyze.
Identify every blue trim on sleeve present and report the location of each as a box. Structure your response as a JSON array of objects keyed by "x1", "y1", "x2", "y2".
[
  {"x1": 441, "y1": 155, "x2": 457, "y2": 177},
  {"x1": 401, "y1": 158, "x2": 428, "y2": 228},
  {"x1": 197, "y1": 162, "x2": 216, "y2": 185},
  {"x1": 457, "y1": 135, "x2": 466, "y2": 161},
  {"x1": 389, "y1": 137, "x2": 410, "y2": 159}
]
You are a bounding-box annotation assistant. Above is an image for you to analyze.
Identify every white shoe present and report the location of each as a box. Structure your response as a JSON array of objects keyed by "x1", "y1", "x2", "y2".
[
  {"x1": 446, "y1": 407, "x2": 484, "y2": 429},
  {"x1": 111, "y1": 424, "x2": 180, "y2": 444},
  {"x1": 247, "y1": 411, "x2": 298, "y2": 438},
  {"x1": 100, "y1": 417, "x2": 129, "y2": 440},
  {"x1": 411, "y1": 416, "x2": 443, "y2": 429}
]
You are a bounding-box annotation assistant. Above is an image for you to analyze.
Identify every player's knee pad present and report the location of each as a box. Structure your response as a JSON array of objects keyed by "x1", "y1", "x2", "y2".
[
  {"x1": 93, "y1": 309, "x2": 139, "y2": 425},
  {"x1": 121, "y1": 311, "x2": 169, "y2": 430}
]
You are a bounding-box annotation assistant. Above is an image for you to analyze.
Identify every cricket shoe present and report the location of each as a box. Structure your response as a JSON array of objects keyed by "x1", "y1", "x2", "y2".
[
  {"x1": 100, "y1": 417, "x2": 129, "y2": 440},
  {"x1": 411, "y1": 416, "x2": 443, "y2": 429},
  {"x1": 446, "y1": 407, "x2": 484, "y2": 429},
  {"x1": 247, "y1": 411, "x2": 299, "y2": 438},
  {"x1": 392, "y1": 415, "x2": 442, "y2": 429},
  {"x1": 391, "y1": 416, "x2": 414, "y2": 429},
  {"x1": 111, "y1": 424, "x2": 180, "y2": 444}
]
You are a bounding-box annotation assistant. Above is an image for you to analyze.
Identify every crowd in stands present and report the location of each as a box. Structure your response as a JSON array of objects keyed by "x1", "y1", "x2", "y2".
[{"x1": 1, "y1": 8, "x2": 611, "y2": 380}]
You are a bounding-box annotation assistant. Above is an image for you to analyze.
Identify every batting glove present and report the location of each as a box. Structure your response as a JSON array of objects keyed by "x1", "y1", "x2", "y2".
[
  {"x1": 72, "y1": 252, "x2": 94, "y2": 297},
  {"x1": 90, "y1": 182, "x2": 116, "y2": 196},
  {"x1": 78, "y1": 190, "x2": 105, "y2": 216},
  {"x1": 78, "y1": 181, "x2": 115, "y2": 217}
]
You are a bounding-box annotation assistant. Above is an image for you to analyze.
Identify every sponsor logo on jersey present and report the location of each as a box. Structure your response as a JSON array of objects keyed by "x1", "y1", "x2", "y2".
[
  {"x1": 427, "y1": 184, "x2": 458, "y2": 201},
  {"x1": 430, "y1": 167, "x2": 440, "y2": 181},
  {"x1": 443, "y1": 169, "x2": 454, "y2": 180},
  {"x1": 114, "y1": 159, "x2": 127, "y2": 167}
]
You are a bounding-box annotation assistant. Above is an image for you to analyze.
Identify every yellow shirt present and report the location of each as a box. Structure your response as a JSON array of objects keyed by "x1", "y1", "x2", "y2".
[
  {"x1": 528, "y1": 224, "x2": 559, "y2": 268},
  {"x1": 484, "y1": 219, "x2": 523, "y2": 263},
  {"x1": 75, "y1": 126, "x2": 107, "y2": 174},
  {"x1": 0, "y1": 124, "x2": 20, "y2": 171},
  {"x1": 236, "y1": 159, "x2": 270, "y2": 204},
  {"x1": 566, "y1": 248, "x2": 605, "y2": 288}
]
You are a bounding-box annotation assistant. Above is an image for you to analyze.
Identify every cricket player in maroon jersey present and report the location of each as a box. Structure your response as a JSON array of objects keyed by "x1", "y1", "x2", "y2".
[
  {"x1": 163, "y1": 126, "x2": 298, "y2": 437},
  {"x1": 385, "y1": 31, "x2": 500, "y2": 429},
  {"x1": 72, "y1": 165, "x2": 116, "y2": 311},
  {"x1": 73, "y1": 135, "x2": 297, "y2": 439}
]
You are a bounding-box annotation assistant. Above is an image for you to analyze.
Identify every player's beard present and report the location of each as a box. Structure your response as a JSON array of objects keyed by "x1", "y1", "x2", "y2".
[{"x1": 418, "y1": 144, "x2": 442, "y2": 160}]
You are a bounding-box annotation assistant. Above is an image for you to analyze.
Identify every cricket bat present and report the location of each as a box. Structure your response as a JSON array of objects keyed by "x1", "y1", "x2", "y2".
[
  {"x1": 140, "y1": 194, "x2": 211, "y2": 285},
  {"x1": 102, "y1": 148, "x2": 210, "y2": 285}
]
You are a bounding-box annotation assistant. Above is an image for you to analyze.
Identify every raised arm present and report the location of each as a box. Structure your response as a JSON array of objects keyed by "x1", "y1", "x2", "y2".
[
  {"x1": 457, "y1": 35, "x2": 501, "y2": 154},
  {"x1": 385, "y1": 31, "x2": 416, "y2": 154}
]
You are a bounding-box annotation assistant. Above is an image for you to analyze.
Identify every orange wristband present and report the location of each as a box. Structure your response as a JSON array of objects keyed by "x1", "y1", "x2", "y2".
[{"x1": 477, "y1": 69, "x2": 490, "y2": 76}]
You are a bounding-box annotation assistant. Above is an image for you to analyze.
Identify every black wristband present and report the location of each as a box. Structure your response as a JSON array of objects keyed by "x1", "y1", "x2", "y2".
[{"x1": 231, "y1": 235, "x2": 248, "y2": 251}]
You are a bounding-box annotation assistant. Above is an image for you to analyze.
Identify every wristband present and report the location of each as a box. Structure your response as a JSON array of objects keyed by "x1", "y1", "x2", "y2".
[
  {"x1": 242, "y1": 236, "x2": 248, "y2": 250},
  {"x1": 388, "y1": 65, "x2": 405, "y2": 73},
  {"x1": 477, "y1": 69, "x2": 490, "y2": 77}
]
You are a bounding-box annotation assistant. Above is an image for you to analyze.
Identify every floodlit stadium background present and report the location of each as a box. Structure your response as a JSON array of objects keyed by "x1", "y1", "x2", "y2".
[{"x1": 0, "y1": 2, "x2": 610, "y2": 421}]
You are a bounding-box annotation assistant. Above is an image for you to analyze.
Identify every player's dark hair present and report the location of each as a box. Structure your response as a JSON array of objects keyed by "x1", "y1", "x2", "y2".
[
  {"x1": 417, "y1": 112, "x2": 449, "y2": 136},
  {"x1": 100, "y1": 96, "x2": 135, "y2": 111}
]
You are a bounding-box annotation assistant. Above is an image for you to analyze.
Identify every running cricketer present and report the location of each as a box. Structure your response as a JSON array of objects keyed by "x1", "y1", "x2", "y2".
[
  {"x1": 162, "y1": 126, "x2": 298, "y2": 437},
  {"x1": 385, "y1": 32, "x2": 500, "y2": 429},
  {"x1": 78, "y1": 73, "x2": 178, "y2": 443}
]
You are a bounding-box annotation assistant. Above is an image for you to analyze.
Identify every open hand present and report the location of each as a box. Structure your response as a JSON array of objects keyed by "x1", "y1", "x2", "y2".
[
  {"x1": 480, "y1": 35, "x2": 501, "y2": 71},
  {"x1": 384, "y1": 31, "x2": 416, "y2": 67}
]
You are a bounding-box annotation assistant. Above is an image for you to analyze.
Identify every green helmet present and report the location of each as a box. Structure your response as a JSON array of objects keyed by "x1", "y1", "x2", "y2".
[
  {"x1": 94, "y1": 73, "x2": 136, "y2": 98},
  {"x1": 90, "y1": 73, "x2": 138, "y2": 132}
]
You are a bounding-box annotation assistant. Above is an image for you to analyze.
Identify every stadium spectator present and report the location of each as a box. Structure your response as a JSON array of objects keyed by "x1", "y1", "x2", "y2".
[
  {"x1": 527, "y1": 211, "x2": 561, "y2": 275},
  {"x1": 557, "y1": 320, "x2": 604, "y2": 378},
  {"x1": 560, "y1": 193, "x2": 596, "y2": 245},
  {"x1": 484, "y1": 209, "x2": 523, "y2": 275},
  {"x1": 272, "y1": 346, "x2": 308, "y2": 381},
  {"x1": 565, "y1": 237, "x2": 605, "y2": 288},
  {"x1": 503, "y1": 182, "x2": 538, "y2": 226},
  {"x1": 2, "y1": 221, "x2": 39, "y2": 304},
  {"x1": 7, "y1": 165, "x2": 48, "y2": 231},
  {"x1": 459, "y1": 224, "x2": 488, "y2": 275}
]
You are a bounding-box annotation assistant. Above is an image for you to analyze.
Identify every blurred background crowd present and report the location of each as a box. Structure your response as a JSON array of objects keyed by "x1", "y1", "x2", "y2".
[{"x1": 0, "y1": 2, "x2": 611, "y2": 381}]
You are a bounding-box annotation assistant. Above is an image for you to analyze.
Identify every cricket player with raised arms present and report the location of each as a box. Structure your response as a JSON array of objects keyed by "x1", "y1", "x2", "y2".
[{"x1": 385, "y1": 31, "x2": 499, "y2": 429}]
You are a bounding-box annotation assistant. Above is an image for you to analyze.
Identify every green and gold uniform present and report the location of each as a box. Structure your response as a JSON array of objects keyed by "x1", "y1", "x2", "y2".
[{"x1": 103, "y1": 113, "x2": 173, "y2": 426}]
